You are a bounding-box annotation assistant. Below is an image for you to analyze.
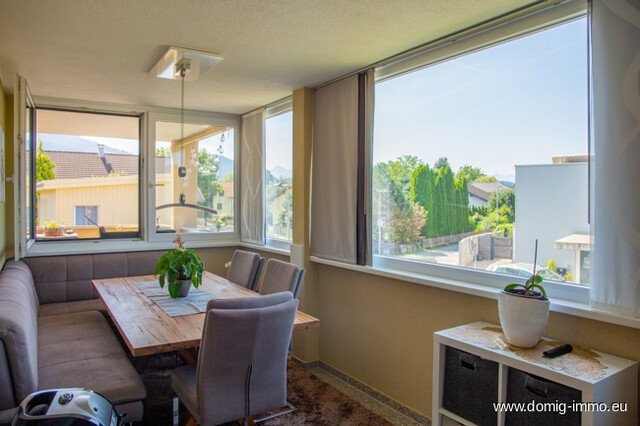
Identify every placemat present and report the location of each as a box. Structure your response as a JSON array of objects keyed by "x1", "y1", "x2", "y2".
[{"x1": 134, "y1": 280, "x2": 215, "y2": 317}]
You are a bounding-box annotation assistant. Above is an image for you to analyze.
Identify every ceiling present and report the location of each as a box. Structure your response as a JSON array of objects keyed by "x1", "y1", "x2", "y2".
[{"x1": 0, "y1": 0, "x2": 535, "y2": 116}]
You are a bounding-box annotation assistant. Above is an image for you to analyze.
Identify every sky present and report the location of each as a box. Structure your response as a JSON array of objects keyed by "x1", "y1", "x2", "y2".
[
  {"x1": 265, "y1": 110, "x2": 293, "y2": 172},
  {"x1": 373, "y1": 18, "x2": 589, "y2": 182}
]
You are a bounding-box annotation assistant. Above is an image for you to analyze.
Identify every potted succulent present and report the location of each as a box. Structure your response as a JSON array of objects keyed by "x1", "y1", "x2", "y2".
[
  {"x1": 497, "y1": 239, "x2": 550, "y2": 348},
  {"x1": 154, "y1": 235, "x2": 204, "y2": 298}
]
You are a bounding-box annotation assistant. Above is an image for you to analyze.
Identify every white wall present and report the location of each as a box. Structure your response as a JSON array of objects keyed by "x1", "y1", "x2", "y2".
[{"x1": 515, "y1": 162, "x2": 588, "y2": 277}]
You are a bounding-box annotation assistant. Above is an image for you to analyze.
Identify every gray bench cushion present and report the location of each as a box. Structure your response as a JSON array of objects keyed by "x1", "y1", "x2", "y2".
[
  {"x1": 37, "y1": 311, "x2": 146, "y2": 406},
  {"x1": 38, "y1": 299, "x2": 106, "y2": 317}
]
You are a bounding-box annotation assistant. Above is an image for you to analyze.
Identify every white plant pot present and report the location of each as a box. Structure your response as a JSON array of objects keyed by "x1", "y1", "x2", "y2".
[{"x1": 498, "y1": 291, "x2": 550, "y2": 348}]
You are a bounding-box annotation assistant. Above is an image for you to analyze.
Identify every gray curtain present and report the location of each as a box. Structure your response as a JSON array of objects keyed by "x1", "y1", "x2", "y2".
[
  {"x1": 240, "y1": 108, "x2": 265, "y2": 245},
  {"x1": 591, "y1": 0, "x2": 640, "y2": 316},
  {"x1": 311, "y1": 75, "x2": 359, "y2": 263}
]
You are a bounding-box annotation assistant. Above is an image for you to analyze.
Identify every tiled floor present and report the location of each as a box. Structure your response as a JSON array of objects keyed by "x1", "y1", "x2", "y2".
[{"x1": 308, "y1": 364, "x2": 428, "y2": 426}]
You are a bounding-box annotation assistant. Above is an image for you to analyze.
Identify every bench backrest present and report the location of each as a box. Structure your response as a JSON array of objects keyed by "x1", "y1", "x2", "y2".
[
  {"x1": 22, "y1": 251, "x2": 164, "y2": 304},
  {"x1": 0, "y1": 261, "x2": 40, "y2": 408}
]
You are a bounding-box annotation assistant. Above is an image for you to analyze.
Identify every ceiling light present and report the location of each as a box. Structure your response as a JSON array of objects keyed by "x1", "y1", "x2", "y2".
[{"x1": 151, "y1": 46, "x2": 223, "y2": 81}]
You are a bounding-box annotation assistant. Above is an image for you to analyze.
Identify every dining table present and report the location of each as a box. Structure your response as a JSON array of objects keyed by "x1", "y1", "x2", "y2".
[{"x1": 92, "y1": 271, "x2": 319, "y2": 358}]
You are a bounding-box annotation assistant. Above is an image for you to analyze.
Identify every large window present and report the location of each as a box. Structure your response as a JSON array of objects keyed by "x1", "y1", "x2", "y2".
[
  {"x1": 33, "y1": 109, "x2": 140, "y2": 241},
  {"x1": 373, "y1": 17, "x2": 589, "y2": 287},
  {"x1": 265, "y1": 109, "x2": 293, "y2": 244}
]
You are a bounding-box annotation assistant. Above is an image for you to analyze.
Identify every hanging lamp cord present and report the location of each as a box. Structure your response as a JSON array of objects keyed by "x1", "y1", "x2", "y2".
[{"x1": 180, "y1": 66, "x2": 185, "y2": 201}]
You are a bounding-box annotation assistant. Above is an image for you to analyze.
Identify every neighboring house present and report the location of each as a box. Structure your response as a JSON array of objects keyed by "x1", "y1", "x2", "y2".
[
  {"x1": 467, "y1": 181, "x2": 511, "y2": 207},
  {"x1": 38, "y1": 149, "x2": 233, "y2": 231},
  {"x1": 267, "y1": 185, "x2": 292, "y2": 239},
  {"x1": 38, "y1": 149, "x2": 142, "y2": 228},
  {"x1": 210, "y1": 181, "x2": 234, "y2": 224},
  {"x1": 514, "y1": 160, "x2": 589, "y2": 283}
]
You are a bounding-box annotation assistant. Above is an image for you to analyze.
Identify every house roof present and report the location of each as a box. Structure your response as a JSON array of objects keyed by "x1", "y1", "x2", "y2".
[
  {"x1": 42, "y1": 151, "x2": 168, "y2": 179},
  {"x1": 467, "y1": 181, "x2": 511, "y2": 202}
]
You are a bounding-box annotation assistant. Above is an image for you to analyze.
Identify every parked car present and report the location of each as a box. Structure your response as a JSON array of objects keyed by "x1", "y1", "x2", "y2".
[{"x1": 486, "y1": 262, "x2": 567, "y2": 282}]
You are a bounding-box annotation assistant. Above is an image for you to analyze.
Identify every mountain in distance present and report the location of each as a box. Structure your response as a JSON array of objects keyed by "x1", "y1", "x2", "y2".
[
  {"x1": 38, "y1": 133, "x2": 132, "y2": 154},
  {"x1": 270, "y1": 166, "x2": 292, "y2": 179},
  {"x1": 216, "y1": 155, "x2": 234, "y2": 179}
]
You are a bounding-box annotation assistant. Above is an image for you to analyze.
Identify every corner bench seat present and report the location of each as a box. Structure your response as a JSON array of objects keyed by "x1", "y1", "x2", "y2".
[{"x1": 0, "y1": 251, "x2": 165, "y2": 424}]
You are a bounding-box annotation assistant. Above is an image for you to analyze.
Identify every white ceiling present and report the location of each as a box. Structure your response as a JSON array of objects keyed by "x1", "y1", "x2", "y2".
[{"x1": 0, "y1": 0, "x2": 534, "y2": 115}]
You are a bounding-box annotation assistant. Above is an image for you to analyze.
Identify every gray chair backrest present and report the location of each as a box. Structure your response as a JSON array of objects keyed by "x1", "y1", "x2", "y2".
[
  {"x1": 197, "y1": 292, "x2": 298, "y2": 424},
  {"x1": 226, "y1": 250, "x2": 264, "y2": 291},
  {"x1": 258, "y1": 259, "x2": 304, "y2": 297}
]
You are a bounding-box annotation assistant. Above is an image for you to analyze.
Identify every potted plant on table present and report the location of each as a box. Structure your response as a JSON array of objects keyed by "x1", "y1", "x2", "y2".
[
  {"x1": 497, "y1": 239, "x2": 550, "y2": 348},
  {"x1": 154, "y1": 235, "x2": 204, "y2": 298}
]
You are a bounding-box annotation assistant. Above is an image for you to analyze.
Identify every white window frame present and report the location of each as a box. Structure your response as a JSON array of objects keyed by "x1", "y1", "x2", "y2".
[
  {"x1": 74, "y1": 205, "x2": 99, "y2": 226},
  {"x1": 264, "y1": 98, "x2": 293, "y2": 252},
  {"x1": 146, "y1": 110, "x2": 240, "y2": 246},
  {"x1": 368, "y1": 0, "x2": 591, "y2": 308}
]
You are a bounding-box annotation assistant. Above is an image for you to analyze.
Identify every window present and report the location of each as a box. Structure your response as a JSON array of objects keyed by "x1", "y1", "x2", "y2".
[
  {"x1": 75, "y1": 206, "x2": 98, "y2": 226},
  {"x1": 265, "y1": 106, "x2": 293, "y2": 245},
  {"x1": 151, "y1": 114, "x2": 237, "y2": 238},
  {"x1": 33, "y1": 109, "x2": 140, "y2": 241},
  {"x1": 372, "y1": 17, "x2": 589, "y2": 291}
]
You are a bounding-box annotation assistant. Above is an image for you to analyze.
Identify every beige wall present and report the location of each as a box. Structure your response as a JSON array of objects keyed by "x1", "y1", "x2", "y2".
[{"x1": 312, "y1": 263, "x2": 640, "y2": 419}]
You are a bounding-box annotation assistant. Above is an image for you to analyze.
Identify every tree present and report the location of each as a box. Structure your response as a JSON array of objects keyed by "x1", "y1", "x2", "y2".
[
  {"x1": 197, "y1": 150, "x2": 224, "y2": 205},
  {"x1": 155, "y1": 147, "x2": 171, "y2": 157},
  {"x1": 488, "y1": 189, "x2": 515, "y2": 213},
  {"x1": 410, "y1": 165, "x2": 435, "y2": 237},
  {"x1": 455, "y1": 164, "x2": 485, "y2": 183},
  {"x1": 391, "y1": 203, "x2": 426, "y2": 244},
  {"x1": 36, "y1": 142, "x2": 55, "y2": 182},
  {"x1": 475, "y1": 175, "x2": 497, "y2": 183},
  {"x1": 433, "y1": 157, "x2": 450, "y2": 172}
]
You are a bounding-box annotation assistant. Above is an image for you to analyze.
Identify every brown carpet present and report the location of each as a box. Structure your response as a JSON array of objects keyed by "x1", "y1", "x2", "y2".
[{"x1": 137, "y1": 354, "x2": 394, "y2": 425}]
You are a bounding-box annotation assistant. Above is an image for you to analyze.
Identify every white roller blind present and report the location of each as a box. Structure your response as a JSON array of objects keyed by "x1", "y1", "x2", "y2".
[
  {"x1": 311, "y1": 75, "x2": 359, "y2": 263},
  {"x1": 590, "y1": 0, "x2": 640, "y2": 317},
  {"x1": 240, "y1": 108, "x2": 265, "y2": 245}
]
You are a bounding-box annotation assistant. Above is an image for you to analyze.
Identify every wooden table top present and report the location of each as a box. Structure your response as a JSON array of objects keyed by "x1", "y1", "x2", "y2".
[{"x1": 93, "y1": 272, "x2": 319, "y2": 357}]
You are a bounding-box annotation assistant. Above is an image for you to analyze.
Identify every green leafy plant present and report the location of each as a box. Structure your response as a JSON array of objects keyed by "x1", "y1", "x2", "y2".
[
  {"x1": 503, "y1": 239, "x2": 547, "y2": 299},
  {"x1": 154, "y1": 235, "x2": 204, "y2": 298}
]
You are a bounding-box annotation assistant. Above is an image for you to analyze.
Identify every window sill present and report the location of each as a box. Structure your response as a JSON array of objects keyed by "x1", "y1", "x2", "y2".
[
  {"x1": 241, "y1": 241, "x2": 291, "y2": 256},
  {"x1": 310, "y1": 255, "x2": 640, "y2": 331},
  {"x1": 25, "y1": 235, "x2": 240, "y2": 257}
]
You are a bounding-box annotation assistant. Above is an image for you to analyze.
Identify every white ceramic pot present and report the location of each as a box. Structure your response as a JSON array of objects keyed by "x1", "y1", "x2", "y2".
[{"x1": 498, "y1": 291, "x2": 550, "y2": 348}]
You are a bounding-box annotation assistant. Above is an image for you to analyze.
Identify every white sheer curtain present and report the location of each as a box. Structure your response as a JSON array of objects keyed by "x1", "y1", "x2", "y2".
[
  {"x1": 311, "y1": 75, "x2": 359, "y2": 263},
  {"x1": 590, "y1": 0, "x2": 640, "y2": 317},
  {"x1": 240, "y1": 108, "x2": 265, "y2": 245}
]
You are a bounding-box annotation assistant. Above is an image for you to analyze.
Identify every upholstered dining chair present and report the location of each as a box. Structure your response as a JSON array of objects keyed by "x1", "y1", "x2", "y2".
[
  {"x1": 257, "y1": 259, "x2": 305, "y2": 299},
  {"x1": 171, "y1": 292, "x2": 298, "y2": 426},
  {"x1": 226, "y1": 249, "x2": 265, "y2": 290}
]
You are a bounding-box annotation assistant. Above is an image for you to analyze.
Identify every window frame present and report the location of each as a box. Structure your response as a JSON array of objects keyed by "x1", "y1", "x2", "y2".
[
  {"x1": 369, "y1": 0, "x2": 590, "y2": 307},
  {"x1": 264, "y1": 98, "x2": 293, "y2": 251},
  {"x1": 20, "y1": 98, "x2": 240, "y2": 256},
  {"x1": 146, "y1": 110, "x2": 240, "y2": 246}
]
